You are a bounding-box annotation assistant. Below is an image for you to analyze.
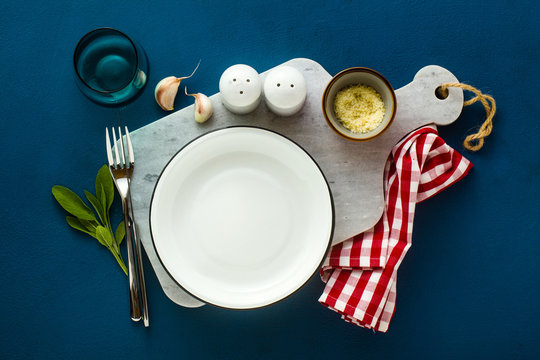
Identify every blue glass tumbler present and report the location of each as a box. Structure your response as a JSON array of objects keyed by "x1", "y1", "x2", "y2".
[{"x1": 73, "y1": 28, "x2": 148, "y2": 106}]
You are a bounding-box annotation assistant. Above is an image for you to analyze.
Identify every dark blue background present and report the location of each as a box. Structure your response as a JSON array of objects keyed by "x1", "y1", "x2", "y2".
[{"x1": 1, "y1": 1, "x2": 539, "y2": 359}]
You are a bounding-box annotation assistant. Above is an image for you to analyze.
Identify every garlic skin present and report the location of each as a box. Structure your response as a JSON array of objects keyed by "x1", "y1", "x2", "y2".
[
  {"x1": 154, "y1": 76, "x2": 181, "y2": 110},
  {"x1": 185, "y1": 87, "x2": 213, "y2": 123}
]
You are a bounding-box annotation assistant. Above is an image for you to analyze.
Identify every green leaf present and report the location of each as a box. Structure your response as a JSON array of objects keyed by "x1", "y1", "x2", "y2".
[
  {"x1": 115, "y1": 221, "x2": 125, "y2": 246},
  {"x1": 80, "y1": 218, "x2": 99, "y2": 232},
  {"x1": 110, "y1": 248, "x2": 128, "y2": 276},
  {"x1": 85, "y1": 190, "x2": 106, "y2": 225},
  {"x1": 96, "y1": 165, "x2": 114, "y2": 214},
  {"x1": 95, "y1": 226, "x2": 113, "y2": 247},
  {"x1": 52, "y1": 185, "x2": 97, "y2": 221},
  {"x1": 66, "y1": 216, "x2": 97, "y2": 237},
  {"x1": 54, "y1": 165, "x2": 128, "y2": 275},
  {"x1": 99, "y1": 184, "x2": 108, "y2": 220}
]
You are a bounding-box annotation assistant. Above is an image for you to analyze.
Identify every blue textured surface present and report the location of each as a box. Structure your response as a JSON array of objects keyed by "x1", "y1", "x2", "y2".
[{"x1": 1, "y1": 1, "x2": 539, "y2": 359}]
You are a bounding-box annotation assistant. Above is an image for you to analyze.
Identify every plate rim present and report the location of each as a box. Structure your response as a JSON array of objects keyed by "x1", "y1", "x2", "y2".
[{"x1": 149, "y1": 125, "x2": 335, "y2": 309}]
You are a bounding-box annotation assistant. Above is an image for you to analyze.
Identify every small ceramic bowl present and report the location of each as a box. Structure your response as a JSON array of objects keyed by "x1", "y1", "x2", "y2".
[{"x1": 322, "y1": 67, "x2": 396, "y2": 141}]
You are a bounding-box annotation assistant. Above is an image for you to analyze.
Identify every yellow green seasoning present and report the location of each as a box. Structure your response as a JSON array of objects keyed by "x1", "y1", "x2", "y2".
[{"x1": 334, "y1": 84, "x2": 385, "y2": 133}]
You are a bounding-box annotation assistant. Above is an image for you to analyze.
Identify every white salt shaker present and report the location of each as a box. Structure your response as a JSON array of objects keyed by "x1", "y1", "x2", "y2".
[
  {"x1": 263, "y1": 66, "x2": 307, "y2": 116},
  {"x1": 219, "y1": 64, "x2": 262, "y2": 114}
]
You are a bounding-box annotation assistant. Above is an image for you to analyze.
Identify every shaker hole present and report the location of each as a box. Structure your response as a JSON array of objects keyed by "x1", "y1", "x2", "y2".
[
  {"x1": 290, "y1": 84, "x2": 294, "y2": 88},
  {"x1": 233, "y1": 78, "x2": 237, "y2": 82},
  {"x1": 240, "y1": 91, "x2": 244, "y2": 94},
  {"x1": 246, "y1": 79, "x2": 250, "y2": 82},
  {"x1": 277, "y1": 83, "x2": 281, "y2": 87}
]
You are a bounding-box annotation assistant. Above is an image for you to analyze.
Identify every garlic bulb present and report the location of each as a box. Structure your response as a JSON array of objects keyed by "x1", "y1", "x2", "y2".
[
  {"x1": 185, "y1": 87, "x2": 213, "y2": 123},
  {"x1": 154, "y1": 60, "x2": 200, "y2": 111}
]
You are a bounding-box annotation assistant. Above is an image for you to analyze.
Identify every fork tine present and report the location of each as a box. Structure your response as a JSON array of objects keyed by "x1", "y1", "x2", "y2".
[
  {"x1": 112, "y1": 127, "x2": 121, "y2": 168},
  {"x1": 125, "y1": 126, "x2": 134, "y2": 166},
  {"x1": 117, "y1": 126, "x2": 127, "y2": 169},
  {"x1": 105, "y1": 128, "x2": 114, "y2": 167}
]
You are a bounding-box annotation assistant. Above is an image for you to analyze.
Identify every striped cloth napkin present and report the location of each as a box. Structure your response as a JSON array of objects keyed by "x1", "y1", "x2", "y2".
[{"x1": 319, "y1": 125, "x2": 473, "y2": 332}]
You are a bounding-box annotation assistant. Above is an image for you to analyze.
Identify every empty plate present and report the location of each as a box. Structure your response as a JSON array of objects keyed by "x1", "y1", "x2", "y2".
[{"x1": 150, "y1": 126, "x2": 334, "y2": 309}]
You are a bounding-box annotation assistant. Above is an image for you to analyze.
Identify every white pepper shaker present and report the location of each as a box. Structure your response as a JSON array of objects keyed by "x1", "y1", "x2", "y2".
[
  {"x1": 263, "y1": 66, "x2": 307, "y2": 116},
  {"x1": 219, "y1": 64, "x2": 262, "y2": 115}
]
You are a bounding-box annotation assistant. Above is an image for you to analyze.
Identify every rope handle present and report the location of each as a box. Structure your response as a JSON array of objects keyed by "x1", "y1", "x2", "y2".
[{"x1": 437, "y1": 83, "x2": 496, "y2": 151}]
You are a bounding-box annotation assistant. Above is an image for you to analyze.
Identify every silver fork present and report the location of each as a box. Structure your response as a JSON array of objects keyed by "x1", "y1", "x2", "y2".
[
  {"x1": 106, "y1": 126, "x2": 149, "y2": 326},
  {"x1": 123, "y1": 128, "x2": 150, "y2": 327}
]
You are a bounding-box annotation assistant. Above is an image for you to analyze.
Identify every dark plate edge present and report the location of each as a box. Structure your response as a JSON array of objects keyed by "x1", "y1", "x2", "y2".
[{"x1": 148, "y1": 125, "x2": 336, "y2": 310}]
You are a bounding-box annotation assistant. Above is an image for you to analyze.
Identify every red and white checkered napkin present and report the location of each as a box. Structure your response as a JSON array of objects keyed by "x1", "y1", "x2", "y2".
[{"x1": 319, "y1": 126, "x2": 473, "y2": 332}]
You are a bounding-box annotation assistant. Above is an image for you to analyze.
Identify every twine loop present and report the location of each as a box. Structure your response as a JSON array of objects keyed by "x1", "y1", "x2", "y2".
[{"x1": 437, "y1": 83, "x2": 496, "y2": 151}]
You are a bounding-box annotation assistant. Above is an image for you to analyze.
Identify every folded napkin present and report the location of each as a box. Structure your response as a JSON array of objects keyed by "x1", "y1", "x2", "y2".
[{"x1": 319, "y1": 125, "x2": 473, "y2": 332}]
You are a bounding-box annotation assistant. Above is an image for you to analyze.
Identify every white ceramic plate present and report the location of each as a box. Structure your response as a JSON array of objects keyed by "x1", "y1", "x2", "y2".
[{"x1": 150, "y1": 127, "x2": 334, "y2": 309}]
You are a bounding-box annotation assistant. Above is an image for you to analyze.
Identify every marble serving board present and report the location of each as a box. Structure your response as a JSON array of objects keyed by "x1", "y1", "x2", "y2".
[{"x1": 129, "y1": 58, "x2": 463, "y2": 307}]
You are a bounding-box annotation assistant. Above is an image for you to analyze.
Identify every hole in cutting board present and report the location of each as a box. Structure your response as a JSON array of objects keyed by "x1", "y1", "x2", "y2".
[{"x1": 435, "y1": 86, "x2": 449, "y2": 100}]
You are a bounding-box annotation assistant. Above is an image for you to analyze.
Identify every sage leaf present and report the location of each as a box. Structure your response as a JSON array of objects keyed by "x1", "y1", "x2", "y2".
[
  {"x1": 115, "y1": 221, "x2": 125, "y2": 246},
  {"x1": 85, "y1": 190, "x2": 106, "y2": 225},
  {"x1": 111, "y1": 249, "x2": 128, "y2": 275},
  {"x1": 52, "y1": 185, "x2": 97, "y2": 221},
  {"x1": 79, "y1": 218, "x2": 99, "y2": 233},
  {"x1": 95, "y1": 226, "x2": 113, "y2": 247},
  {"x1": 66, "y1": 216, "x2": 96, "y2": 237},
  {"x1": 99, "y1": 184, "x2": 108, "y2": 219},
  {"x1": 96, "y1": 165, "x2": 114, "y2": 213},
  {"x1": 53, "y1": 165, "x2": 127, "y2": 276}
]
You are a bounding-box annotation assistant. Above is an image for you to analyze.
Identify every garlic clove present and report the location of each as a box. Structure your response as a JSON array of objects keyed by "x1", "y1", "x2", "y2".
[
  {"x1": 185, "y1": 87, "x2": 213, "y2": 123},
  {"x1": 154, "y1": 76, "x2": 181, "y2": 111},
  {"x1": 154, "y1": 60, "x2": 202, "y2": 111},
  {"x1": 194, "y1": 93, "x2": 213, "y2": 123}
]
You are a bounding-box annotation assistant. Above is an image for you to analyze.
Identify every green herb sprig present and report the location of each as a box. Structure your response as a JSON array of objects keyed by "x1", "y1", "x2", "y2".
[{"x1": 52, "y1": 165, "x2": 127, "y2": 275}]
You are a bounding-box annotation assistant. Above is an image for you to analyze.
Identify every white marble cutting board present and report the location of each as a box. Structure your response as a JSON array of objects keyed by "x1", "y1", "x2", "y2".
[{"x1": 129, "y1": 58, "x2": 463, "y2": 307}]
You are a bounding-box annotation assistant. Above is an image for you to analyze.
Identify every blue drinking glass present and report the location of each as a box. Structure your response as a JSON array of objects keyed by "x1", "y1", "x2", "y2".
[{"x1": 73, "y1": 28, "x2": 148, "y2": 106}]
